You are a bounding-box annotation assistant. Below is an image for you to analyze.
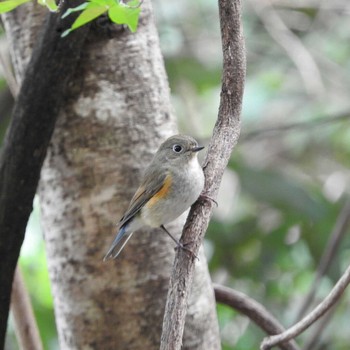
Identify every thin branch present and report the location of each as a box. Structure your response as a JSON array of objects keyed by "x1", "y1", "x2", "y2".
[
  {"x1": 214, "y1": 284, "x2": 300, "y2": 350},
  {"x1": 159, "y1": 0, "x2": 246, "y2": 349},
  {"x1": 11, "y1": 266, "x2": 43, "y2": 350},
  {"x1": 260, "y1": 263, "x2": 350, "y2": 350},
  {"x1": 295, "y1": 198, "x2": 350, "y2": 321},
  {"x1": 302, "y1": 305, "x2": 336, "y2": 350},
  {"x1": 0, "y1": 48, "x2": 19, "y2": 97},
  {"x1": 248, "y1": 0, "x2": 324, "y2": 96},
  {"x1": 241, "y1": 111, "x2": 350, "y2": 142},
  {"x1": 0, "y1": 2, "x2": 90, "y2": 346}
]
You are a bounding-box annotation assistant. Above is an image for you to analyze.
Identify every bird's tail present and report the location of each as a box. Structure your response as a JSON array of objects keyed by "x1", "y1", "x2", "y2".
[{"x1": 103, "y1": 226, "x2": 134, "y2": 261}]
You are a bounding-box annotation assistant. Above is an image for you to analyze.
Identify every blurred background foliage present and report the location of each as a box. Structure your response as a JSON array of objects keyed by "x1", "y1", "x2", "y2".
[{"x1": 1, "y1": 0, "x2": 350, "y2": 349}]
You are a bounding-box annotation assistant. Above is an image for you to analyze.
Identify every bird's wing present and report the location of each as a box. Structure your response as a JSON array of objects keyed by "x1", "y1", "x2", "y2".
[
  {"x1": 104, "y1": 168, "x2": 171, "y2": 260},
  {"x1": 119, "y1": 168, "x2": 169, "y2": 228}
]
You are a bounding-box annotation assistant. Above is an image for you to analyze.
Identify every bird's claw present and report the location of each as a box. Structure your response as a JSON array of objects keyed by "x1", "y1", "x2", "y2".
[
  {"x1": 199, "y1": 193, "x2": 218, "y2": 207},
  {"x1": 175, "y1": 241, "x2": 199, "y2": 261}
]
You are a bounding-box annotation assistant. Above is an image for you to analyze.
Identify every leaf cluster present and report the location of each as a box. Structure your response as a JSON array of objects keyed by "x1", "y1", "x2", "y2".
[{"x1": 0, "y1": 0, "x2": 141, "y2": 35}]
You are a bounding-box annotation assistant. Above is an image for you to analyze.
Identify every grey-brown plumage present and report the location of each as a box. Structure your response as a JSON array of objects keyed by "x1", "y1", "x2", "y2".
[{"x1": 104, "y1": 135, "x2": 205, "y2": 260}]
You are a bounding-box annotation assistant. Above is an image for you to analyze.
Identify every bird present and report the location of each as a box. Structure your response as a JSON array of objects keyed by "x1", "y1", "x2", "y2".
[{"x1": 103, "y1": 134, "x2": 205, "y2": 260}]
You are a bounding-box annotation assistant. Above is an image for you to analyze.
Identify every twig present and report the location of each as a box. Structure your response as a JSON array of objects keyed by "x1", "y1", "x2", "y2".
[
  {"x1": 0, "y1": 49, "x2": 19, "y2": 97},
  {"x1": 295, "y1": 199, "x2": 350, "y2": 321},
  {"x1": 241, "y1": 111, "x2": 350, "y2": 142},
  {"x1": 11, "y1": 266, "x2": 43, "y2": 350},
  {"x1": 214, "y1": 284, "x2": 300, "y2": 350},
  {"x1": 159, "y1": 0, "x2": 246, "y2": 349},
  {"x1": 248, "y1": 0, "x2": 324, "y2": 96},
  {"x1": 260, "y1": 263, "x2": 350, "y2": 350},
  {"x1": 302, "y1": 305, "x2": 336, "y2": 350}
]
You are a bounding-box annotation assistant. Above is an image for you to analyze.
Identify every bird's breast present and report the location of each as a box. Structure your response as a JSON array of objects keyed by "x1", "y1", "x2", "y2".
[{"x1": 141, "y1": 157, "x2": 204, "y2": 227}]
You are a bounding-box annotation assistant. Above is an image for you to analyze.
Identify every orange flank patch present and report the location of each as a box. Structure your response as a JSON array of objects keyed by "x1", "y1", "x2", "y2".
[{"x1": 148, "y1": 174, "x2": 172, "y2": 207}]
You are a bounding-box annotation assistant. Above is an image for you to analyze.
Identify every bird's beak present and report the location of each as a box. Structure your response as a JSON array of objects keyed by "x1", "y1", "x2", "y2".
[{"x1": 191, "y1": 146, "x2": 204, "y2": 153}]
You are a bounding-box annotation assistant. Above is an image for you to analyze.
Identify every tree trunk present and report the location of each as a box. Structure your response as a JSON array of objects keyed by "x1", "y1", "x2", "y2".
[{"x1": 3, "y1": 1, "x2": 220, "y2": 349}]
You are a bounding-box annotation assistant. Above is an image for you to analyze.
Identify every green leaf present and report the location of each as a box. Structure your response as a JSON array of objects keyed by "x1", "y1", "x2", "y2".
[
  {"x1": 61, "y1": 0, "x2": 141, "y2": 37},
  {"x1": 0, "y1": 0, "x2": 30, "y2": 13},
  {"x1": 71, "y1": 2, "x2": 107, "y2": 30},
  {"x1": 38, "y1": 0, "x2": 58, "y2": 12},
  {"x1": 62, "y1": 2, "x2": 107, "y2": 37},
  {"x1": 61, "y1": 28, "x2": 72, "y2": 38},
  {"x1": 89, "y1": 0, "x2": 113, "y2": 6},
  {"x1": 108, "y1": 1, "x2": 141, "y2": 32},
  {"x1": 61, "y1": 2, "x2": 88, "y2": 19}
]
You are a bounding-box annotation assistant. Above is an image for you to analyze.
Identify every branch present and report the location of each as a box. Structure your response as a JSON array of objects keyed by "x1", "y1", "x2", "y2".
[
  {"x1": 0, "y1": 88, "x2": 14, "y2": 124},
  {"x1": 214, "y1": 284, "x2": 300, "y2": 350},
  {"x1": 302, "y1": 305, "x2": 336, "y2": 350},
  {"x1": 295, "y1": 198, "x2": 350, "y2": 320},
  {"x1": 0, "y1": 76, "x2": 43, "y2": 350},
  {"x1": 0, "y1": 3, "x2": 90, "y2": 346},
  {"x1": 160, "y1": 0, "x2": 246, "y2": 349},
  {"x1": 11, "y1": 266, "x2": 43, "y2": 350},
  {"x1": 248, "y1": 0, "x2": 324, "y2": 96},
  {"x1": 260, "y1": 262, "x2": 350, "y2": 350},
  {"x1": 241, "y1": 111, "x2": 350, "y2": 142},
  {"x1": 0, "y1": 48, "x2": 18, "y2": 96}
]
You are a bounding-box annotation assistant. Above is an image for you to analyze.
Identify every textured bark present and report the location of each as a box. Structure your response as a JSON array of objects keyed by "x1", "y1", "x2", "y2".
[
  {"x1": 3, "y1": 1, "x2": 220, "y2": 349},
  {"x1": 0, "y1": 2, "x2": 89, "y2": 346},
  {"x1": 160, "y1": 0, "x2": 245, "y2": 348}
]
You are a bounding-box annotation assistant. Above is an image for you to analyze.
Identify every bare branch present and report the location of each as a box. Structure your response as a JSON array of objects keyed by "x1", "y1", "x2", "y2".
[
  {"x1": 160, "y1": 0, "x2": 245, "y2": 349},
  {"x1": 11, "y1": 266, "x2": 43, "y2": 350},
  {"x1": 241, "y1": 111, "x2": 350, "y2": 142},
  {"x1": 296, "y1": 199, "x2": 350, "y2": 320},
  {"x1": 0, "y1": 2, "x2": 90, "y2": 346},
  {"x1": 302, "y1": 305, "x2": 336, "y2": 350},
  {"x1": 248, "y1": 0, "x2": 324, "y2": 96},
  {"x1": 0, "y1": 47, "x2": 18, "y2": 96},
  {"x1": 260, "y1": 263, "x2": 350, "y2": 350},
  {"x1": 214, "y1": 284, "x2": 300, "y2": 350},
  {"x1": 0, "y1": 50, "x2": 42, "y2": 350}
]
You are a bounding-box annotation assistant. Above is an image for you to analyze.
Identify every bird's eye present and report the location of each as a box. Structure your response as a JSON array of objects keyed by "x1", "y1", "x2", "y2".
[{"x1": 172, "y1": 144, "x2": 182, "y2": 153}]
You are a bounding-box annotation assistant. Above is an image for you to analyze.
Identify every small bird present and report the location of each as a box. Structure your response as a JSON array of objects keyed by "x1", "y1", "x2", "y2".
[{"x1": 103, "y1": 134, "x2": 205, "y2": 260}]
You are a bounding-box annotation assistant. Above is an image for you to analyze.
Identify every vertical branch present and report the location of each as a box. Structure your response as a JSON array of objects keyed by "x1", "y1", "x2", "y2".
[
  {"x1": 0, "y1": 46, "x2": 42, "y2": 350},
  {"x1": 296, "y1": 199, "x2": 350, "y2": 320},
  {"x1": 0, "y1": 2, "x2": 89, "y2": 346},
  {"x1": 248, "y1": 0, "x2": 324, "y2": 96},
  {"x1": 160, "y1": 0, "x2": 246, "y2": 349},
  {"x1": 11, "y1": 266, "x2": 43, "y2": 350}
]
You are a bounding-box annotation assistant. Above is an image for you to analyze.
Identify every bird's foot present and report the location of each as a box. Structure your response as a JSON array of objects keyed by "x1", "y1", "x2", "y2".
[
  {"x1": 199, "y1": 193, "x2": 218, "y2": 207},
  {"x1": 175, "y1": 241, "x2": 199, "y2": 261}
]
